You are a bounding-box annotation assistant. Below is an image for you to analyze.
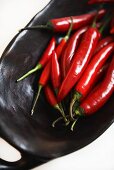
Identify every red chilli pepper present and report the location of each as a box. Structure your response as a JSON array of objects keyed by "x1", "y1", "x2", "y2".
[
  {"x1": 51, "y1": 51, "x2": 61, "y2": 90},
  {"x1": 57, "y1": 26, "x2": 101, "y2": 102},
  {"x1": 31, "y1": 19, "x2": 73, "y2": 115},
  {"x1": 110, "y1": 27, "x2": 114, "y2": 34},
  {"x1": 17, "y1": 37, "x2": 56, "y2": 82},
  {"x1": 61, "y1": 23, "x2": 102, "y2": 79},
  {"x1": 110, "y1": 18, "x2": 114, "y2": 34},
  {"x1": 55, "y1": 17, "x2": 73, "y2": 57},
  {"x1": 44, "y1": 85, "x2": 68, "y2": 124},
  {"x1": 70, "y1": 43, "x2": 114, "y2": 119},
  {"x1": 76, "y1": 62, "x2": 110, "y2": 103},
  {"x1": 31, "y1": 60, "x2": 51, "y2": 115},
  {"x1": 88, "y1": 0, "x2": 114, "y2": 4},
  {"x1": 70, "y1": 62, "x2": 110, "y2": 130},
  {"x1": 75, "y1": 43, "x2": 114, "y2": 98},
  {"x1": 61, "y1": 26, "x2": 89, "y2": 79},
  {"x1": 94, "y1": 36, "x2": 114, "y2": 55},
  {"x1": 90, "y1": 62, "x2": 110, "y2": 88},
  {"x1": 21, "y1": 9, "x2": 106, "y2": 32},
  {"x1": 75, "y1": 56, "x2": 114, "y2": 116}
]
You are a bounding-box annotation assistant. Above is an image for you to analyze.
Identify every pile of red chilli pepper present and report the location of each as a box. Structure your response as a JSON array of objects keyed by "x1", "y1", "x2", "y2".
[{"x1": 17, "y1": 0, "x2": 114, "y2": 131}]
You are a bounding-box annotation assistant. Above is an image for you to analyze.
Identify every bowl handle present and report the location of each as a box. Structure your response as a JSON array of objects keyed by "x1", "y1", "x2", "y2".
[{"x1": 0, "y1": 153, "x2": 43, "y2": 170}]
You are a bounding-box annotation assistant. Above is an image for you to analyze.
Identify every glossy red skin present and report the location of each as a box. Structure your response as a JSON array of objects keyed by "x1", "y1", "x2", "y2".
[
  {"x1": 111, "y1": 27, "x2": 114, "y2": 34},
  {"x1": 39, "y1": 61, "x2": 51, "y2": 86},
  {"x1": 88, "y1": 0, "x2": 114, "y2": 3},
  {"x1": 39, "y1": 36, "x2": 68, "y2": 86},
  {"x1": 61, "y1": 26, "x2": 88, "y2": 79},
  {"x1": 55, "y1": 38, "x2": 67, "y2": 58},
  {"x1": 80, "y1": 62, "x2": 110, "y2": 102},
  {"x1": 94, "y1": 62, "x2": 109, "y2": 83},
  {"x1": 44, "y1": 85, "x2": 57, "y2": 106},
  {"x1": 110, "y1": 18, "x2": 114, "y2": 34},
  {"x1": 80, "y1": 56, "x2": 114, "y2": 116},
  {"x1": 94, "y1": 36, "x2": 114, "y2": 55},
  {"x1": 39, "y1": 37, "x2": 56, "y2": 67},
  {"x1": 50, "y1": 9, "x2": 105, "y2": 32},
  {"x1": 51, "y1": 51, "x2": 61, "y2": 89},
  {"x1": 57, "y1": 27, "x2": 100, "y2": 102},
  {"x1": 75, "y1": 43, "x2": 114, "y2": 98},
  {"x1": 61, "y1": 23, "x2": 101, "y2": 79}
]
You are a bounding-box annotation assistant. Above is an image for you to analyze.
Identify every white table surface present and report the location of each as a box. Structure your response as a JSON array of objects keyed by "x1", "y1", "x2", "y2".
[{"x1": 0, "y1": 0, "x2": 114, "y2": 170}]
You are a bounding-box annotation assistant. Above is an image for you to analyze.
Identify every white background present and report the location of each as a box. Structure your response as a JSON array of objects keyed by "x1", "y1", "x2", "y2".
[{"x1": 0, "y1": 0, "x2": 114, "y2": 170}]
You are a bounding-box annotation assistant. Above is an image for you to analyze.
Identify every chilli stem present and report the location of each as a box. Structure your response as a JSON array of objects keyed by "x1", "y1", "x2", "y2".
[
  {"x1": 71, "y1": 117, "x2": 79, "y2": 131},
  {"x1": 52, "y1": 115, "x2": 70, "y2": 127},
  {"x1": 52, "y1": 116, "x2": 63, "y2": 127},
  {"x1": 99, "y1": 13, "x2": 113, "y2": 33},
  {"x1": 64, "y1": 17, "x2": 73, "y2": 41},
  {"x1": 54, "y1": 89, "x2": 69, "y2": 125},
  {"x1": 92, "y1": 4, "x2": 104, "y2": 28},
  {"x1": 69, "y1": 92, "x2": 82, "y2": 120},
  {"x1": 17, "y1": 64, "x2": 42, "y2": 82},
  {"x1": 55, "y1": 104, "x2": 69, "y2": 124},
  {"x1": 31, "y1": 84, "x2": 42, "y2": 115},
  {"x1": 19, "y1": 24, "x2": 52, "y2": 32}
]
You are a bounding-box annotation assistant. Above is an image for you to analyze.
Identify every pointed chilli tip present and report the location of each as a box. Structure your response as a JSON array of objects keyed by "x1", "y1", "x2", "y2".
[
  {"x1": 52, "y1": 116, "x2": 63, "y2": 127},
  {"x1": 71, "y1": 118, "x2": 79, "y2": 131},
  {"x1": 16, "y1": 77, "x2": 24, "y2": 83},
  {"x1": 31, "y1": 110, "x2": 34, "y2": 116}
]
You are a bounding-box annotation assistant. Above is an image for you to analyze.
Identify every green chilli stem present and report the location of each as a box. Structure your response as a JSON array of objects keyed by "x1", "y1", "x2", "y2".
[
  {"x1": 55, "y1": 104, "x2": 68, "y2": 124},
  {"x1": 99, "y1": 14, "x2": 112, "y2": 33},
  {"x1": 69, "y1": 95, "x2": 77, "y2": 121},
  {"x1": 71, "y1": 118, "x2": 79, "y2": 131},
  {"x1": 75, "y1": 107, "x2": 84, "y2": 116},
  {"x1": 52, "y1": 116, "x2": 63, "y2": 127},
  {"x1": 52, "y1": 115, "x2": 70, "y2": 127},
  {"x1": 54, "y1": 89, "x2": 69, "y2": 125},
  {"x1": 64, "y1": 16, "x2": 73, "y2": 41},
  {"x1": 17, "y1": 64, "x2": 42, "y2": 82},
  {"x1": 19, "y1": 24, "x2": 52, "y2": 32},
  {"x1": 31, "y1": 84, "x2": 42, "y2": 115},
  {"x1": 69, "y1": 92, "x2": 82, "y2": 120},
  {"x1": 92, "y1": 4, "x2": 104, "y2": 28}
]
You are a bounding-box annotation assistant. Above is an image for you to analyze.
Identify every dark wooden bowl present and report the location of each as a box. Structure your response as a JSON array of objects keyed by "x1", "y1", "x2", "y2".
[{"x1": 0, "y1": 0, "x2": 113, "y2": 169}]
